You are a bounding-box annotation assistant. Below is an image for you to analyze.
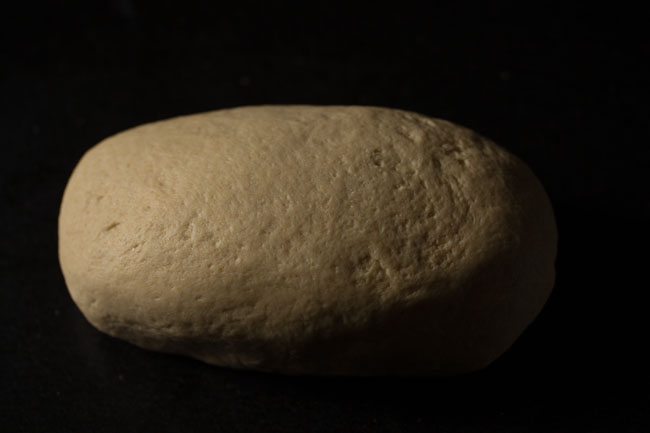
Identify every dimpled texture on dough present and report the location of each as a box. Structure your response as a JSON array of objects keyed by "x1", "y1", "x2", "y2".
[{"x1": 59, "y1": 105, "x2": 557, "y2": 375}]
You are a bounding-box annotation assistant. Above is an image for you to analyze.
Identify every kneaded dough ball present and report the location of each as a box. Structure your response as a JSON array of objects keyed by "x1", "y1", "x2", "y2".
[{"x1": 59, "y1": 106, "x2": 557, "y2": 375}]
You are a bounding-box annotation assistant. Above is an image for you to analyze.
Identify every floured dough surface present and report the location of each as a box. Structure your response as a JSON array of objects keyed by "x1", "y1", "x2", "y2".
[{"x1": 59, "y1": 106, "x2": 556, "y2": 375}]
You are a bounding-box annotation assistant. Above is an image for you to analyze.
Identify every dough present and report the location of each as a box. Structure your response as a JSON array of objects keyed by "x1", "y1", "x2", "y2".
[{"x1": 58, "y1": 106, "x2": 556, "y2": 375}]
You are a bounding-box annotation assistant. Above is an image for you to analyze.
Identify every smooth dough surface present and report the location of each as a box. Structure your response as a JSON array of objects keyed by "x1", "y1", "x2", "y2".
[{"x1": 59, "y1": 105, "x2": 557, "y2": 375}]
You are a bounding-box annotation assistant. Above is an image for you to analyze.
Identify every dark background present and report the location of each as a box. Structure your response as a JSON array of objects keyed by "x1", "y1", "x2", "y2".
[{"x1": 1, "y1": 1, "x2": 648, "y2": 432}]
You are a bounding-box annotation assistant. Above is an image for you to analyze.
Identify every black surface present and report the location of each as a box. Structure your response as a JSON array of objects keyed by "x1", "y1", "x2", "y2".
[{"x1": 2, "y1": 2, "x2": 649, "y2": 432}]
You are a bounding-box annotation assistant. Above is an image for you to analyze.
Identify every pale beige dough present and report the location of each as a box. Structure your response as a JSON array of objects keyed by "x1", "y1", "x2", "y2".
[{"x1": 59, "y1": 105, "x2": 557, "y2": 375}]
